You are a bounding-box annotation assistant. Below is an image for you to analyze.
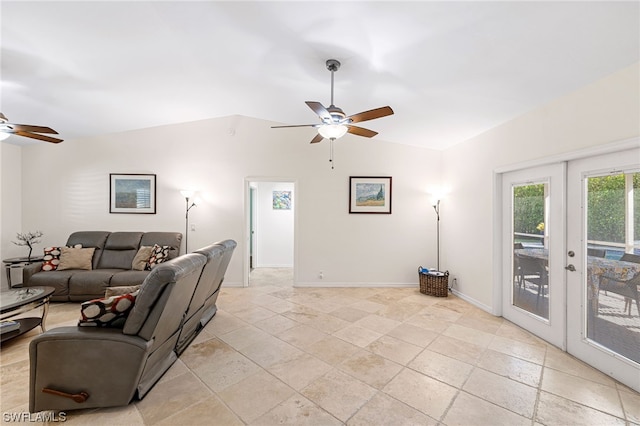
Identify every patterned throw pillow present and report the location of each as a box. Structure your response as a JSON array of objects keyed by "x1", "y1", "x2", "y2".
[
  {"x1": 78, "y1": 290, "x2": 139, "y2": 328},
  {"x1": 42, "y1": 244, "x2": 82, "y2": 271},
  {"x1": 145, "y1": 244, "x2": 170, "y2": 271}
]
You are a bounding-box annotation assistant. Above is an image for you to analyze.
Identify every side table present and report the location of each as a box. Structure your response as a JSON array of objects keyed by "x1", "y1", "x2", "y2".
[{"x1": 2, "y1": 256, "x2": 44, "y2": 290}]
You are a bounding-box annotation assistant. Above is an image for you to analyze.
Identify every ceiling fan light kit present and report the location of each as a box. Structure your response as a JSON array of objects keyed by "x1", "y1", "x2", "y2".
[
  {"x1": 0, "y1": 113, "x2": 63, "y2": 144},
  {"x1": 318, "y1": 124, "x2": 348, "y2": 140},
  {"x1": 272, "y1": 59, "x2": 394, "y2": 168}
]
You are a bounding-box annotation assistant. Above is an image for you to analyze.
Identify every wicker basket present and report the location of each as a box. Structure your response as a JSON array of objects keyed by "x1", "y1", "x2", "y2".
[{"x1": 418, "y1": 268, "x2": 449, "y2": 297}]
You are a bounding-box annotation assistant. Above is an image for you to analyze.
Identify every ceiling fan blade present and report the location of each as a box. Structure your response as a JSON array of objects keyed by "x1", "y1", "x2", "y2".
[
  {"x1": 310, "y1": 133, "x2": 324, "y2": 144},
  {"x1": 271, "y1": 124, "x2": 319, "y2": 129},
  {"x1": 346, "y1": 106, "x2": 394, "y2": 124},
  {"x1": 13, "y1": 130, "x2": 63, "y2": 144},
  {"x1": 9, "y1": 124, "x2": 59, "y2": 134},
  {"x1": 346, "y1": 125, "x2": 378, "y2": 138},
  {"x1": 305, "y1": 101, "x2": 331, "y2": 121},
  {"x1": 0, "y1": 112, "x2": 7, "y2": 121}
]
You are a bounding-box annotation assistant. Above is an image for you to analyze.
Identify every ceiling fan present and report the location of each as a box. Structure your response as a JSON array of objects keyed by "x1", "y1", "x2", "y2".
[
  {"x1": 0, "y1": 113, "x2": 63, "y2": 143},
  {"x1": 272, "y1": 59, "x2": 394, "y2": 148}
]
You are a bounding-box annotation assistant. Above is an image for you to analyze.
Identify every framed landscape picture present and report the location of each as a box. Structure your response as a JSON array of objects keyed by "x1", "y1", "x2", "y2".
[
  {"x1": 110, "y1": 173, "x2": 156, "y2": 214},
  {"x1": 349, "y1": 176, "x2": 392, "y2": 214}
]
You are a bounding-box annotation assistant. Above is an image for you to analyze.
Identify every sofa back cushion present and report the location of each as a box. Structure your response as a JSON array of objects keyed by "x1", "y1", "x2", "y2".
[
  {"x1": 123, "y1": 253, "x2": 206, "y2": 346},
  {"x1": 97, "y1": 232, "x2": 144, "y2": 270},
  {"x1": 66, "y1": 231, "x2": 110, "y2": 270}
]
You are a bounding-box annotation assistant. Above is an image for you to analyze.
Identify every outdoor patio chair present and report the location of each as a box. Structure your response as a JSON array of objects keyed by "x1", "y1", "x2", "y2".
[
  {"x1": 599, "y1": 271, "x2": 640, "y2": 316},
  {"x1": 516, "y1": 255, "x2": 548, "y2": 300}
]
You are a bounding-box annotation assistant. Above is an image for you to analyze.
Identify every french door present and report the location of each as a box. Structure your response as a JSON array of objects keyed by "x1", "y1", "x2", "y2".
[
  {"x1": 566, "y1": 149, "x2": 640, "y2": 392},
  {"x1": 502, "y1": 163, "x2": 566, "y2": 349}
]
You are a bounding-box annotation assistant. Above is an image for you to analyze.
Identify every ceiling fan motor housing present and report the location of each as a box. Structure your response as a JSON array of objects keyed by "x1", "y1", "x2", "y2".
[{"x1": 327, "y1": 105, "x2": 346, "y2": 123}]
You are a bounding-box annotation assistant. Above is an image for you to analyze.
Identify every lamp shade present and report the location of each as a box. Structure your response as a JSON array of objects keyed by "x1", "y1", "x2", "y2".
[{"x1": 318, "y1": 124, "x2": 348, "y2": 140}]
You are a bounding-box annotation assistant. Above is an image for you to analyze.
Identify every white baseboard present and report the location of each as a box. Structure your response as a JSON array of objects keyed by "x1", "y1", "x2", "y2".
[
  {"x1": 294, "y1": 282, "x2": 416, "y2": 288},
  {"x1": 450, "y1": 288, "x2": 495, "y2": 315}
]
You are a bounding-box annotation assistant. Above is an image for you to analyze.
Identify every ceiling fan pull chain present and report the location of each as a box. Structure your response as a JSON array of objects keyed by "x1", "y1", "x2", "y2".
[{"x1": 330, "y1": 138, "x2": 335, "y2": 169}]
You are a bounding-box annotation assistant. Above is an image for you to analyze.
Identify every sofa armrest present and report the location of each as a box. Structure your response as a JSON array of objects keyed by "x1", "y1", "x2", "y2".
[
  {"x1": 22, "y1": 262, "x2": 43, "y2": 286},
  {"x1": 29, "y1": 326, "x2": 150, "y2": 413}
]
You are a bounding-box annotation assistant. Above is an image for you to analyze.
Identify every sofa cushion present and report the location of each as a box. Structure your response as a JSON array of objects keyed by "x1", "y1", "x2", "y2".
[
  {"x1": 57, "y1": 247, "x2": 95, "y2": 271},
  {"x1": 79, "y1": 290, "x2": 139, "y2": 328},
  {"x1": 132, "y1": 246, "x2": 153, "y2": 271},
  {"x1": 145, "y1": 245, "x2": 170, "y2": 270},
  {"x1": 28, "y1": 271, "x2": 74, "y2": 299},
  {"x1": 97, "y1": 232, "x2": 144, "y2": 270},
  {"x1": 68, "y1": 270, "x2": 124, "y2": 300},
  {"x1": 66, "y1": 231, "x2": 110, "y2": 270},
  {"x1": 110, "y1": 270, "x2": 150, "y2": 287}
]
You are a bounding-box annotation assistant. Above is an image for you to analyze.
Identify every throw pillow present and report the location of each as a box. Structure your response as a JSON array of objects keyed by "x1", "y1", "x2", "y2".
[
  {"x1": 145, "y1": 244, "x2": 170, "y2": 271},
  {"x1": 131, "y1": 246, "x2": 154, "y2": 271},
  {"x1": 42, "y1": 247, "x2": 62, "y2": 271},
  {"x1": 57, "y1": 247, "x2": 96, "y2": 271},
  {"x1": 105, "y1": 285, "x2": 141, "y2": 298},
  {"x1": 42, "y1": 244, "x2": 82, "y2": 271},
  {"x1": 78, "y1": 290, "x2": 139, "y2": 328}
]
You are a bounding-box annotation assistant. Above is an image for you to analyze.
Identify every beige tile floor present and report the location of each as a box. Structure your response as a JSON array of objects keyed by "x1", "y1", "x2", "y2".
[{"x1": 1, "y1": 268, "x2": 639, "y2": 425}]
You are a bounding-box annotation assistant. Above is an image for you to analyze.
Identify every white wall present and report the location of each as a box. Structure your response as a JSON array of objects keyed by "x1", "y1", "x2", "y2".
[
  {"x1": 254, "y1": 181, "x2": 294, "y2": 267},
  {"x1": 0, "y1": 143, "x2": 23, "y2": 289},
  {"x1": 4, "y1": 63, "x2": 636, "y2": 304},
  {"x1": 441, "y1": 62, "x2": 640, "y2": 311},
  {"x1": 7, "y1": 115, "x2": 441, "y2": 287}
]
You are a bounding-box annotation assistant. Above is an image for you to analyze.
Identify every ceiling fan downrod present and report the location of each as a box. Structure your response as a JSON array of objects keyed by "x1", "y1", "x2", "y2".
[{"x1": 326, "y1": 59, "x2": 340, "y2": 109}]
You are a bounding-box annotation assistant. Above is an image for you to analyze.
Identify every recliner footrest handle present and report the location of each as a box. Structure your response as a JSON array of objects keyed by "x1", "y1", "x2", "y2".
[{"x1": 42, "y1": 388, "x2": 89, "y2": 403}]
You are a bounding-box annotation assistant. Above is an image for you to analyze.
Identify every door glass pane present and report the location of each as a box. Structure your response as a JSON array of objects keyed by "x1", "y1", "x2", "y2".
[
  {"x1": 586, "y1": 172, "x2": 640, "y2": 365},
  {"x1": 512, "y1": 182, "x2": 549, "y2": 320}
]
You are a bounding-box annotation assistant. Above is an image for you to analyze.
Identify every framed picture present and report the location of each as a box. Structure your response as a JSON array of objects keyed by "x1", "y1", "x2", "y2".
[
  {"x1": 273, "y1": 191, "x2": 292, "y2": 210},
  {"x1": 109, "y1": 173, "x2": 156, "y2": 214},
  {"x1": 349, "y1": 176, "x2": 392, "y2": 214}
]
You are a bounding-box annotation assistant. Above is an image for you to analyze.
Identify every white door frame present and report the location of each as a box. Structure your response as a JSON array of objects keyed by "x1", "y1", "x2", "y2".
[{"x1": 243, "y1": 177, "x2": 298, "y2": 287}]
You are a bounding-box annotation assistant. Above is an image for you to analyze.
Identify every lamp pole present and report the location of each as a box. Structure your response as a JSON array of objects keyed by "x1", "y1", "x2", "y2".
[
  {"x1": 180, "y1": 190, "x2": 197, "y2": 253},
  {"x1": 433, "y1": 199, "x2": 440, "y2": 271}
]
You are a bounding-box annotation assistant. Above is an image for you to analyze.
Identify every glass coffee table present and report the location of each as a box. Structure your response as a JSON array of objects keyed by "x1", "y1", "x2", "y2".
[{"x1": 1, "y1": 286, "x2": 55, "y2": 343}]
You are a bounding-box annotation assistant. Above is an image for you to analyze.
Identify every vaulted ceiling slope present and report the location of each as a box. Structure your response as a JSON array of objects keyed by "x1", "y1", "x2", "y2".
[{"x1": 1, "y1": 1, "x2": 638, "y2": 149}]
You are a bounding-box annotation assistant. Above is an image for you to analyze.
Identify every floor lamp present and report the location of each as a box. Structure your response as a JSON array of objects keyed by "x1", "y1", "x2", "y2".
[
  {"x1": 180, "y1": 190, "x2": 197, "y2": 253},
  {"x1": 432, "y1": 199, "x2": 441, "y2": 271}
]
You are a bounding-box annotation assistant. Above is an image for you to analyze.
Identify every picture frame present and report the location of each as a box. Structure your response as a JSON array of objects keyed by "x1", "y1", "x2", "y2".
[
  {"x1": 273, "y1": 191, "x2": 292, "y2": 210},
  {"x1": 349, "y1": 176, "x2": 392, "y2": 214},
  {"x1": 109, "y1": 173, "x2": 156, "y2": 214}
]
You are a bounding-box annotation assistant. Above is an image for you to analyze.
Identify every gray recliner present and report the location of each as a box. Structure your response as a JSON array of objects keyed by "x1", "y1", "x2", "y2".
[
  {"x1": 29, "y1": 253, "x2": 207, "y2": 413},
  {"x1": 176, "y1": 240, "x2": 237, "y2": 354}
]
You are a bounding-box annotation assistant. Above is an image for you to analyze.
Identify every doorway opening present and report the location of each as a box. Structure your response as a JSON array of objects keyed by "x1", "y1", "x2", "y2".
[{"x1": 245, "y1": 178, "x2": 296, "y2": 288}]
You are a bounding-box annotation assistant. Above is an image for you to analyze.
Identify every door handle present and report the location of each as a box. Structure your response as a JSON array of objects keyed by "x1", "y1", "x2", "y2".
[{"x1": 565, "y1": 264, "x2": 576, "y2": 272}]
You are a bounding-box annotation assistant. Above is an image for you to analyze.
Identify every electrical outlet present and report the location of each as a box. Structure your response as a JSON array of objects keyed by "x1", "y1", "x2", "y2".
[
  {"x1": 318, "y1": 271, "x2": 324, "y2": 279},
  {"x1": 190, "y1": 223, "x2": 196, "y2": 231}
]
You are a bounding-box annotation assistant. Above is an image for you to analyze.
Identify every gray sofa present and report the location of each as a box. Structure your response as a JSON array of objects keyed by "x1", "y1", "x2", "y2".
[
  {"x1": 29, "y1": 239, "x2": 237, "y2": 413},
  {"x1": 22, "y1": 231, "x2": 182, "y2": 302}
]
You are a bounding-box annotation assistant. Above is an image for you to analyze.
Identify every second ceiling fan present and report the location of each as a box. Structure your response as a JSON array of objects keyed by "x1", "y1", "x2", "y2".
[{"x1": 272, "y1": 59, "x2": 394, "y2": 145}]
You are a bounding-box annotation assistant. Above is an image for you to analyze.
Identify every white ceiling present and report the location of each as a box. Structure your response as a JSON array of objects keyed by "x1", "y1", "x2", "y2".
[{"x1": 1, "y1": 1, "x2": 638, "y2": 149}]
